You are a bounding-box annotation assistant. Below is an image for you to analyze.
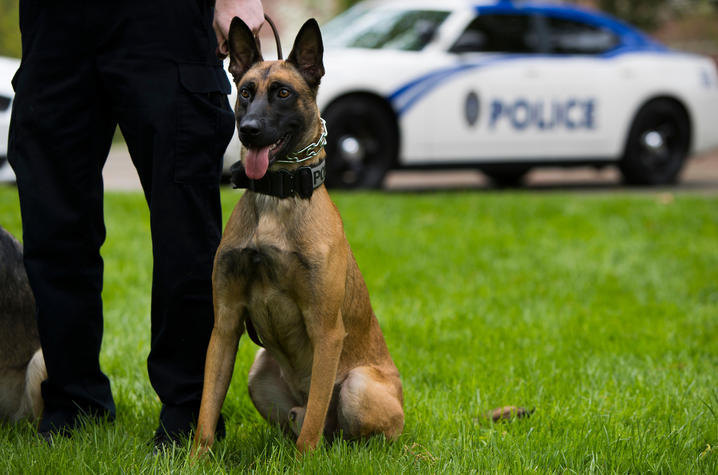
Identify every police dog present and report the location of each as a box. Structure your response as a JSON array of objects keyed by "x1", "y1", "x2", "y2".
[
  {"x1": 192, "y1": 19, "x2": 404, "y2": 455},
  {"x1": 0, "y1": 225, "x2": 45, "y2": 422}
]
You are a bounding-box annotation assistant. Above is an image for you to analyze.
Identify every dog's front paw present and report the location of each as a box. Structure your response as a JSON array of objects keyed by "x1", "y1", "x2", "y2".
[
  {"x1": 295, "y1": 433, "x2": 319, "y2": 453},
  {"x1": 190, "y1": 440, "x2": 212, "y2": 459}
]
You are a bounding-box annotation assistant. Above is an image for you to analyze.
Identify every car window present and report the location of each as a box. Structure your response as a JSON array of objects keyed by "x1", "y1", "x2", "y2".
[
  {"x1": 450, "y1": 14, "x2": 541, "y2": 54},
  {"x1": 545, "y1": 16, "x2": 620, "y2": 55},
  {"x1": 324, "y1": 9, "x2": 451, "y2": 51}
]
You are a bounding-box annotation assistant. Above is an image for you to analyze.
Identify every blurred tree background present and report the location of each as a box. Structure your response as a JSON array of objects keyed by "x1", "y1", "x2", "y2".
[
  {"x1": 1, "y1": 0, "x2": 716, "y2": 58},
  {"x1": 596, "y1": 0, "x2": 672, "y2": 28},
  {"x1": 0, "y1": 0, "x2": 20, "y2": 57}
]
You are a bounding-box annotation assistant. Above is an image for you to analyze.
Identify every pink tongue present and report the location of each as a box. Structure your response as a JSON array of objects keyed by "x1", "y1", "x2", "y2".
[{"x1": 245, "y1": 146, "x2": 270, "y2": 180}]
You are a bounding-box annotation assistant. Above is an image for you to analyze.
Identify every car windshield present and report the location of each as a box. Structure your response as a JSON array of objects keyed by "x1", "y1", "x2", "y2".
[{"x1": 323, "y1": 5, "x2": 451, "y2": 51}]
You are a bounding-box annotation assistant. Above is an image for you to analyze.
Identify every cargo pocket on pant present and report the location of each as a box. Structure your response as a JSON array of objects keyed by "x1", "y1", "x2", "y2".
[{"x1": 175, "y1": 63, "x2": 235, "y2": 184}]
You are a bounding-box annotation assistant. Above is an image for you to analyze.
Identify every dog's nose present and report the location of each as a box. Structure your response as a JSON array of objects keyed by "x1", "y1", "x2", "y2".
[{"x1": 239, "y1": 118, "x2": 262, "y2": 137}]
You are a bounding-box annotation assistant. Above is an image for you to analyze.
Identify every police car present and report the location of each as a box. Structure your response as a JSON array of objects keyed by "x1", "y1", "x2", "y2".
[
  {"x1": 307, "y1": 0, "x2": 718, "y2": 188},
  {"x1": 0, "y1": 56, "x2": 19, "y2": 183}
]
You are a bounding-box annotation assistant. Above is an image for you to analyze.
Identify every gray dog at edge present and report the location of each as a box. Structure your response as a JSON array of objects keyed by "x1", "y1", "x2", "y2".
[{"x1": 0, "y1": 225, "x2": 46, "y2": 422}]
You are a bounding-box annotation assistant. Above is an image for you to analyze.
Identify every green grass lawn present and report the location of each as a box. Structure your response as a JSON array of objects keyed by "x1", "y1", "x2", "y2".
[{"x1": 1, "y1": 186, "x2": 717, "y2": 474}]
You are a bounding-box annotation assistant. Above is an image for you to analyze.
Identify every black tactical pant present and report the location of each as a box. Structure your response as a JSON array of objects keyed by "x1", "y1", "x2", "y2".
[{"x1": 8, "y1": 0, "x2": 235, "y2": 435}]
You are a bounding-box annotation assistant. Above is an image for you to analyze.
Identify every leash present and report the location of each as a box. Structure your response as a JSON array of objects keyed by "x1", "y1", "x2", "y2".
[{"x1": 263, "y1": 14, "x2": 283, "y2": 60}]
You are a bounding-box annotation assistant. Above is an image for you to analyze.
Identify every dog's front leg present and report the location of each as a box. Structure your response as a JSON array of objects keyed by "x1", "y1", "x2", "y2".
[
  {"x1": 192, "y1": 303, "x2": 244, "y2": 457},
  {"x1": 296, "y1": 312, "x2": 346, "y2": 453},
  {"x1": 294, "y1": 242, "x2": 350, "y2": 452}
]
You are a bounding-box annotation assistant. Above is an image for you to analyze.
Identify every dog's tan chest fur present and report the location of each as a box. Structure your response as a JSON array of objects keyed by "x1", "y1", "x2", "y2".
[
  {"x1": 246, "y1": 286, "x2": 313, "y2": 393},
  {"x1": 215, "y1": 194, "x2": 327, "y2": 390}
]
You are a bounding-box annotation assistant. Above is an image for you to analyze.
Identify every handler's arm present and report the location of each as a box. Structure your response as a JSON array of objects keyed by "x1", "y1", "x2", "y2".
[{"x1": 214, "y1": 0, "x2": 264, "y2": 58}]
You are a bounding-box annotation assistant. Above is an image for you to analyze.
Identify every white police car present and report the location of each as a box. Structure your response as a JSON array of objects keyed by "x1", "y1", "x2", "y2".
[
  {"x1": 311, "y1": 0, "x2": 718, "y2": 188},
  {"x1": 0, "y1": 56, "x2": 19, "y2": 183}
]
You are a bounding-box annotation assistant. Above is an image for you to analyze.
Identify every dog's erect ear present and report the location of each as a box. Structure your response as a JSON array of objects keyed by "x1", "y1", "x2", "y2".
[
  {"x1": 228, "y1": 16, "x2": 263, "y2": 82},
  {"x1": 287, "y1": 19, "x2": 325, "y2": 89}
]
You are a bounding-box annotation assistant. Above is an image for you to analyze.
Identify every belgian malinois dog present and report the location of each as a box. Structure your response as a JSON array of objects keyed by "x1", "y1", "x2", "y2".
[
  {"x1": 192, "y1": 18, "x2": 404, "y2": 455},
  {"x1": 0, "y1": 225, "x2": 46, "y2": 422}
]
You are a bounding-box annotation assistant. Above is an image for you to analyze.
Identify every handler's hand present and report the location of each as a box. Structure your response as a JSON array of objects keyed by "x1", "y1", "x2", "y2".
[{"x1": 214, "y1": 0, "x2": 264, "y2": 59}]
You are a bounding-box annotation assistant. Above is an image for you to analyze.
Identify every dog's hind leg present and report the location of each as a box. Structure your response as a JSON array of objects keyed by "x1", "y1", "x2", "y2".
[
  {"x1": 1, "y1": 349, "x2": 46, "y2": 422},
  {"x1": 335, "y1": 366, "x2": 404, "y2": 441},
  {"x1": 0, "y1": 368, "x2": 25, "y2": 422},
  {"x1": 21, "y1": 349, "x2": 46, "y2": 420},
  {"x1": 248, "y1": 349, "x2": 300, "y2": 433}
]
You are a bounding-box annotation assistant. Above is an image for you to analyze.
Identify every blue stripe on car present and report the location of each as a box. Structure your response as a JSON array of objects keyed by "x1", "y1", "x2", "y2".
[{"x1": 475, "y1": 2, "x2": 659, "y2": 46}]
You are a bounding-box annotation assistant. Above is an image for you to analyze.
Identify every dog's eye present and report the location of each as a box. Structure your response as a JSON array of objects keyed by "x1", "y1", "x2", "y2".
[
  {"x1": 277, "y1": 88, "x2": 291, "y2": 99},
  {"x1": 240, "y1": 88, "x2": 251, "y2": 99}
]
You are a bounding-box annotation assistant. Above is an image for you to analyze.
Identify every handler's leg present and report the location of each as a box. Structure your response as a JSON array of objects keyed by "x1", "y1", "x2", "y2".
[
  {"x1": 9, "y1": 3, "x2": 117, "y2": 435},
  {"x1": 145, "y1": 81, "x2": 234, "y2": 443},
  {"x1": 107, "y1": 49, "x2": 235, "y2": 448}
]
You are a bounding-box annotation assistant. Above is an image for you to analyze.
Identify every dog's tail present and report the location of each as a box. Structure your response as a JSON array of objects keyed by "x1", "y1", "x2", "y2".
[{"x1": 14, "y1": 349, "x2": 46, "y2": 421}]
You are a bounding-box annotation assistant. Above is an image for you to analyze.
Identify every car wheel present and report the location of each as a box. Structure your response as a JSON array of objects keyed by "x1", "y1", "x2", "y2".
[
  {"x1": 480, "y1": 165, "x2": 530, "y2": 188},
  {"x1": 324, "y1": 97, "x2": 398, "y2": 189},
  {"x1": 620, "y1": 99, "x2": 690, "y2": 185}
]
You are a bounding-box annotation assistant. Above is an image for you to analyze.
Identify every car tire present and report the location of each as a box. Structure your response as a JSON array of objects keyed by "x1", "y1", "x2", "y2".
[
  {"x1": 323, "y1": 97, "x2": 398, "y2": 189},
  {"x1": 619, "y1": 99, "x2": 690, "y2": 186}
]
